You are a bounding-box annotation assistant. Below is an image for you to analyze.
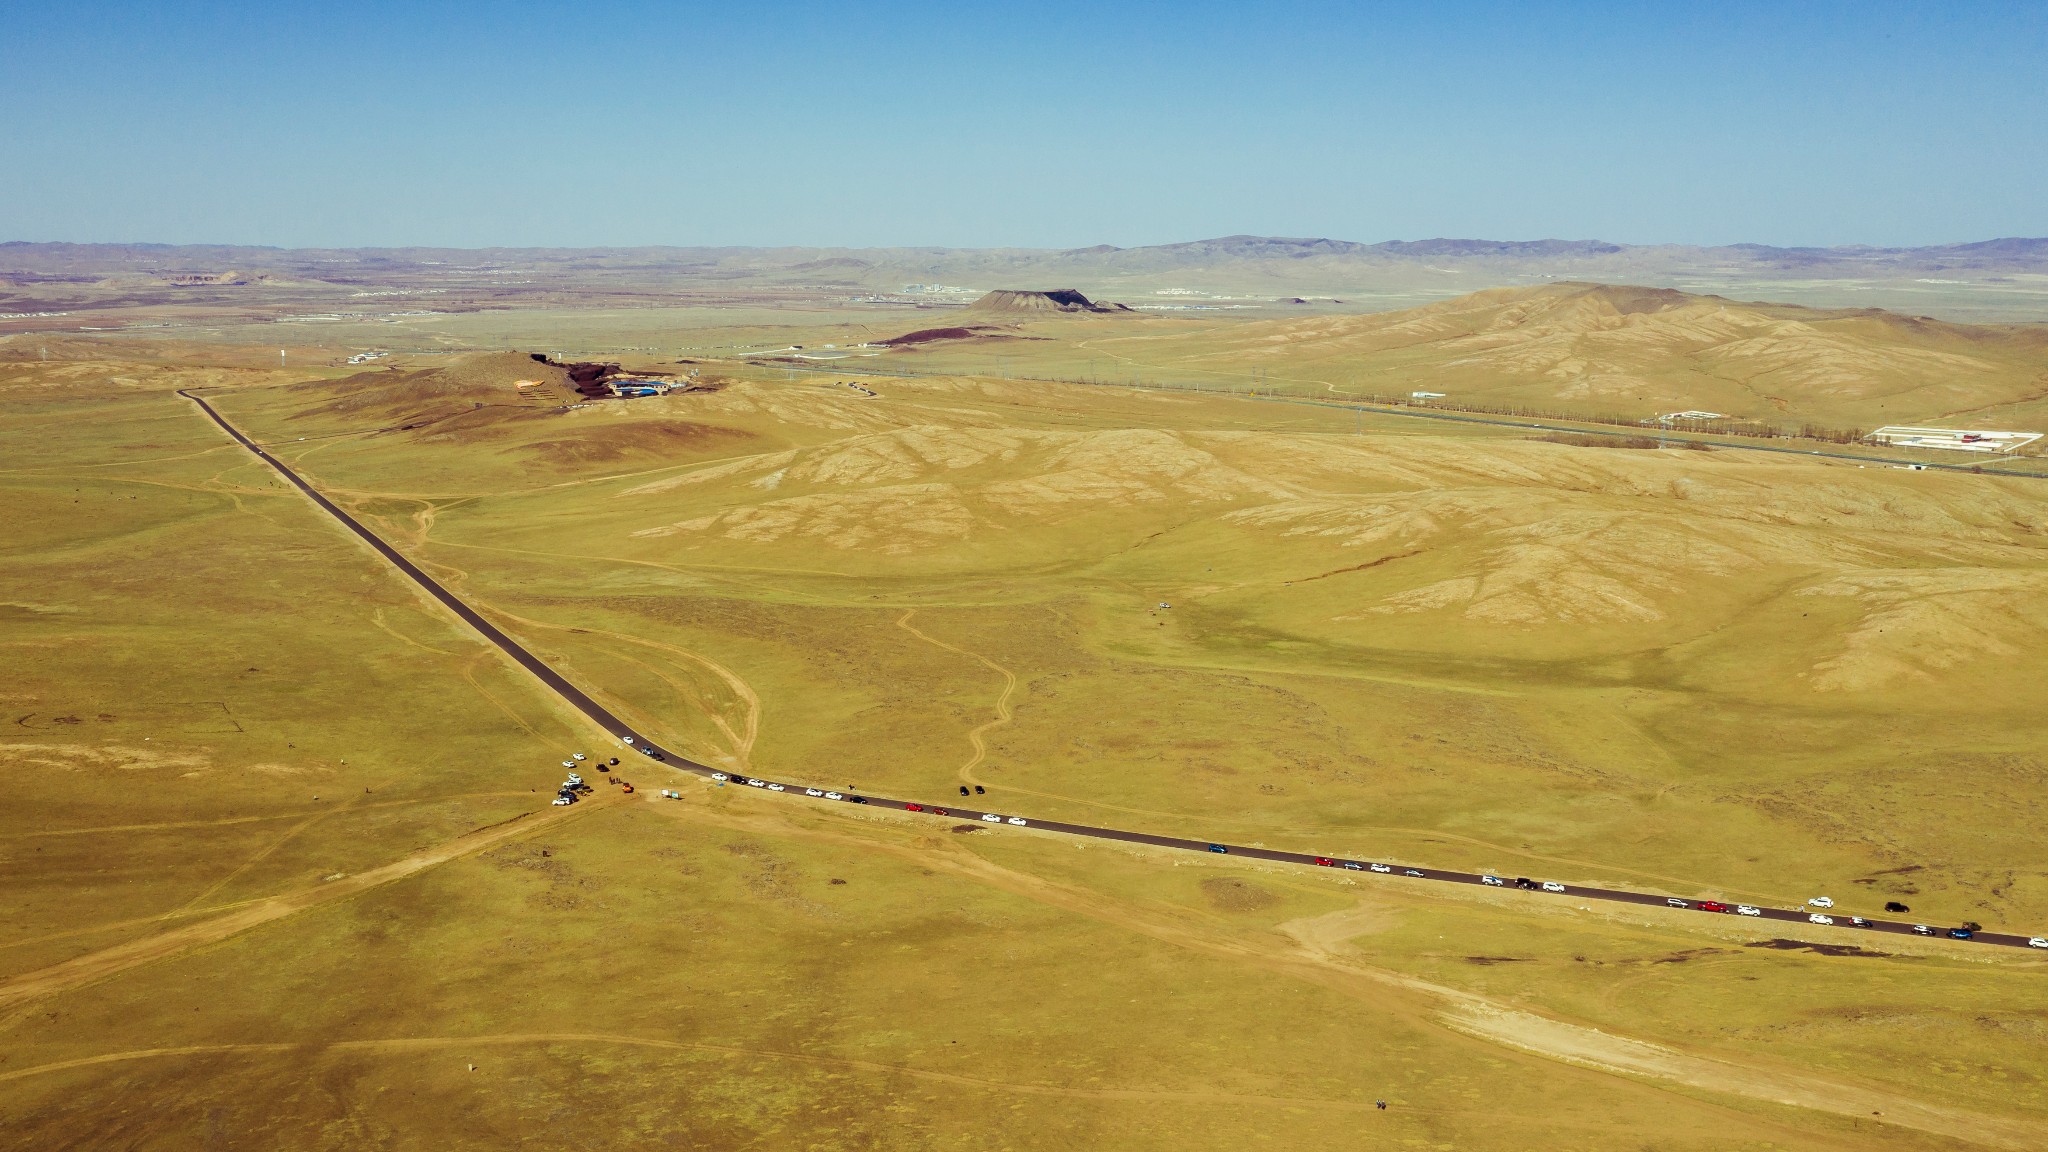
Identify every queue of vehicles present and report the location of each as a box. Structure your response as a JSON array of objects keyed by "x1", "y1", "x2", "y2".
[{"x1": 598, "y1": 741, "x2": 2048, "y2": 950}]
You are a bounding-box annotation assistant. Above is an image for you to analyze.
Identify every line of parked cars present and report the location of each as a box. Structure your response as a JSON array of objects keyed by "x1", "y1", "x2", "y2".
[{"x1": 642, "y1": 755, "x2": 2048, "y2": 947}]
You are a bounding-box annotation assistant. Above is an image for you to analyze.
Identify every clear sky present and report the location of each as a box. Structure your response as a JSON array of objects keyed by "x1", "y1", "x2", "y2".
[{"x1": 3, "y1": 1, "x2": 2044, "y2": 249}]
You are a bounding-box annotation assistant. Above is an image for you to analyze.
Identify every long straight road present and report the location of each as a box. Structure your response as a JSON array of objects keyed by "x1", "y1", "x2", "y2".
[{"x1": 180, "y1": 388, "x2": 2046, "y2": 954}]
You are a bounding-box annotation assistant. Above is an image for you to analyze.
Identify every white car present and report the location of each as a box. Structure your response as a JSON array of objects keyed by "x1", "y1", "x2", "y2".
[
  {"x1": 1808, "y1": 897, "x2": 1833, "y2": 909},
  {"x1": 710, "y1": 772, "x2": 727, "y2": 781},
  {"x1": 825, "y1": 791, "x2": 844, "y2": 801},
  {"x1": 804, "y1": 788, "x2": 824, "y2": 797},
  {"x1": 572, "y1": 753, "x2": 586, "y2": 762},
  {"x1": 567, "y1": 773, "x2": 582, "y2": 783},
  {"x1": 551, "y1": 797, "x2": 572, "y2": 806},
  {"x1": 1736, "y1": 905, "x2": 1762, "y2": 916},
  {"x1": 766, "y1": 783, "x2": 785, "y2": 792},
  {"x1": 561, "y1": 761, "x2": 575, "y2": 769},
  {"x1": 1809, "y1": 913, "x2": 1834, "y2": 925},
  {"x1": 1370, "y1": 863, "x2": 1392, "y2": 874},
  {"x1": 1541, "y1": 881, "x2": 1566, "y2": 893},
  {"x1": 1481, "y1": 875, "x2": 1505, "y2": 887},
  {"x1": 981, "y1": 813, "x2": 1003, "y2": 822},
  {"x1": 1006, "y1": 817, "x2": 1026, "y2": 826},
  {"x1": 745, "y1": 778, "x2": 765, "y2": 788},
  {"x1": 2030, "y1": 937, "x2": 2047, "y2": 949}
]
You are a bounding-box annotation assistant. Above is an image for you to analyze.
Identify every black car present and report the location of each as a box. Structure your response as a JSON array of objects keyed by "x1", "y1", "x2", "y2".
[
  {"x1": 1884, "y1": 901, "x2": 1910, "y2": 913},
  {"x1": 608, "y1": 758, "x2": 620, "y2": 766},
  {"x1": 973, "y1": 785, "x2": 985, "y2": 794},
  {"x1": 1514, "y1": 877, "x2": 1538, "y2": 890},
  {"x1": 850, "y1": 796, "x2": 868, "y2": 804},
  {"x1": 1208, "y1": 844, "x2": 1228, "y2": 854},
  {"x1": 959, "y1": 786, "x2": 970, "y2": 796}
]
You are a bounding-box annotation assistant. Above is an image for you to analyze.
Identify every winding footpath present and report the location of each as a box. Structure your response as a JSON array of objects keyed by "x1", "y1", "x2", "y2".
[{"x1": 179, "y1": 389, "x2": 2046, "y2": 952}]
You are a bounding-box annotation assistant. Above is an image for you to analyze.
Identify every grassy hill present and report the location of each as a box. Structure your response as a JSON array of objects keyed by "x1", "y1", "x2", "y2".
[{"x1": 875, "y1": 282, "x2": 2048, "y2": 434}]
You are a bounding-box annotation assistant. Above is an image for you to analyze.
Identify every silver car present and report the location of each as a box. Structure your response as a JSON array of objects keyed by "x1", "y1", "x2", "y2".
[{"x1": 1809, "y1": 913, "x2": 1834, "y2": 925}]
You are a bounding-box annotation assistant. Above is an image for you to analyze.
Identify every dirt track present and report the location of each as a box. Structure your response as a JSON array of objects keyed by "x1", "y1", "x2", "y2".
[
  {"x1": 655, "y1": 794, "x2": 2046, "y2": 1151},
  {"x1": 0, "y1": 799, "x2": 611, "y2": 1013}
]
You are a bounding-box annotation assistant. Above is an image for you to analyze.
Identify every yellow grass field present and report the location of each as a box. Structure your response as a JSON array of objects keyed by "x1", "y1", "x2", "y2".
[{"x1": 5, "y1": 289, "x2": 2048, "y2": 1149}]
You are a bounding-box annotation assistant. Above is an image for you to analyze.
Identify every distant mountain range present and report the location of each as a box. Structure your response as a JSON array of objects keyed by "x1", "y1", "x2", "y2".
[
  {"x1": 7, "y1": 234, "x2": 2047, "y2": 277},
  {"x1": 5, "y1": 235, "x2": 2047, "y2": 320}
]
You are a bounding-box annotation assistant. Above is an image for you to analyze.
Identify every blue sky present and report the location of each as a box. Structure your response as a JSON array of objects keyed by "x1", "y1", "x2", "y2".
[{"x1": 2, "y1": 1, "x2": 2044, "y2": 248}]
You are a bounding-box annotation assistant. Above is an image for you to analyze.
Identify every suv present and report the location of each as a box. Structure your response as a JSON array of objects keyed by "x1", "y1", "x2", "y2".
[
  {"x1": 1481, "y1": 875, "x2": 1506, "y2": 887},
  {"x1": 1541, "y1": 881, "x2": 1565, "y2": 893}
]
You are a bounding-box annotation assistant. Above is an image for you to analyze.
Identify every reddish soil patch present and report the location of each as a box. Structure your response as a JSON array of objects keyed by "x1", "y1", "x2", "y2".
[
  {"x1": 880, "y1": 326, "x2": 1012, "y2": 346},
  {"x1": 513, "y1": 421, "x2": 757, "y2": 466}
]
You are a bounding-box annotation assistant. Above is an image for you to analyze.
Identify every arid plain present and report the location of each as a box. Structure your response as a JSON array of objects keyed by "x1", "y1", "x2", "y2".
[{"x1": 5, "y1": 272, "x2": 2048, "y2": 1150}]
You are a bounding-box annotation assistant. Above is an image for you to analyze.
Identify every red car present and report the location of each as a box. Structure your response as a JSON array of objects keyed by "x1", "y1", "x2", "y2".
[
  {"x1": 930, "y1": 807, "x2": 949, "y2": 816},
  {"x1": 904, "y1": 803, "x2": 924, "y2": 812},
  {"x1": 1698, "y1": 901, "x2": 1729, "y2": 913},
  {"x1": 1312, "y1": 857, "x2": 1336, "y2": 867}
]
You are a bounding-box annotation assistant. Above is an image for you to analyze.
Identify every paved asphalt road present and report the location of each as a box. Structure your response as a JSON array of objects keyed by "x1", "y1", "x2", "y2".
[{"x1": 181, "y1": 389, "x2": 2046, "y2": 953}]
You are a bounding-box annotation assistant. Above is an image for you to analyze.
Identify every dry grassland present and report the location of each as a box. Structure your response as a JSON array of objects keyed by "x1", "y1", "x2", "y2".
[
  {"x1": 871, "y1": 283, "x2": 2048, "y2": 436},
  {"x1": 4, "y1": 320, "x2": 2048, "y2": 1150}
]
